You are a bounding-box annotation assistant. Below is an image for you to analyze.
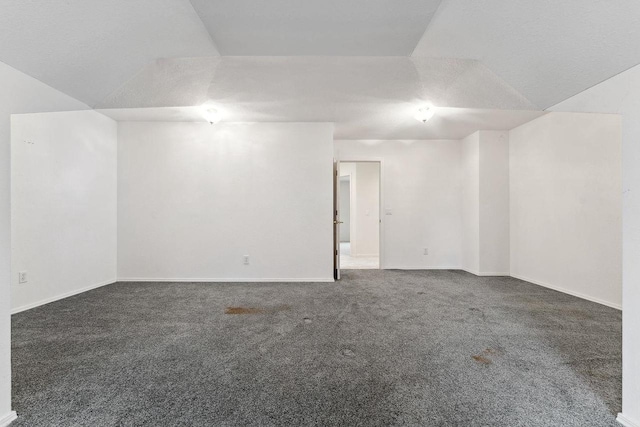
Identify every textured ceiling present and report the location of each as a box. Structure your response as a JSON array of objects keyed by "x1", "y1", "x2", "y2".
[
  {"x1": 412, "y1": 0, "x2": 640, "y2": 108},
  {"x1": 1, "y1": 0, "x2": 639, "y2": 115},
  {"x1": 189, "y1": 0, "x2": 442, "y2": 55},
  {"x1": 99, "y1": 57, "x2": 535, "y2": 111},
  {"x1": 0, "y1": 0, "x2": 218, "y2": 106},
  {"x1": 97, "y1": 57, "x2": 539, "y2": 139},
  {"x1": 96, "y1": 106, "x2": 545, "y2": 140}
]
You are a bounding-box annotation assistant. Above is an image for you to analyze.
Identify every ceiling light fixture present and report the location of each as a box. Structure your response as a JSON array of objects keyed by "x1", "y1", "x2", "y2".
[
  {"x1": 201, "y1": 107, "x2": 221, "y2": 125},
  {"x1": 415, "y1": 106, "x2": 435, "y2": 123}
]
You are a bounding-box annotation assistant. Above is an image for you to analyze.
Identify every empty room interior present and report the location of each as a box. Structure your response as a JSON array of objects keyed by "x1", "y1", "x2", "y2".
[{"x1": 0, "y1": 1, "x2": 639, "y2": 426}]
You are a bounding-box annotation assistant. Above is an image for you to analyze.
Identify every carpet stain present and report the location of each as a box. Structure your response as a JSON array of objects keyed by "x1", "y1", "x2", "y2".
[
  {"x1": 342, "y1": 349, "x2": 356, "y2": 357},
  {"x1": 472, "y1": 347, "x2": 503, "y2": 364},
  {"x1": 225, "y1": 307, "x2": 264, "y2": 314},
  {"x1": 472, "y1": 355, "x2": 492, "y2": 364},
  {"x1": 225, "y1": 305, "x2": 291, "y2": 315}
]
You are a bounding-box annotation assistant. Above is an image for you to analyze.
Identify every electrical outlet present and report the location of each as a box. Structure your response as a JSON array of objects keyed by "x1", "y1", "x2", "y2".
[
  {"x1": 19, "y1": 271, "x2": 28, "y2": 283},
  {"x1": 423, "y1": 248, "x2": 429, "y2": 256},
  {"x1": 243, "y1": 255, "x2": 250, "y2": 265}
]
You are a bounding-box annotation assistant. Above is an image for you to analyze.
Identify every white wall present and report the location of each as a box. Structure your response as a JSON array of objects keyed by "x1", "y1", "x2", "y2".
[
  {"x1": 11, "y1": 111, "x2": 117, "y2": 313},
  {"x1": 335, "y1": 140, "x2": 462, "y2": 269},
  {"x1": 461, "y1": 131, "x2": 510, "y2": 276},
  {"x1": 118, "y1": 122, "x2": 334, "y2": 281},
  {"x1": 339, "y1": 179, "x2": 350, "y2": 242},
  {"x1": 461, "y1": 133, "x2": 479, "y2": 273},
  {"x1": 0, "y1": 61, "x2": 88, "y2": 425},
  {"x1": 340, "y1": 162, "x2": 357, "y2": 246},
  {"x1": 509, "y1": 113, "x2": 622, "y2": 309},
  {"x1": 549, "y1": 66, "x2": 640, "y2": 426},
  {"x1": 353, "y1": 162, "x2": 380, "y2": 257},
  {"x1": 478, "y1": 131, "x2": 510, "y2": 275}
]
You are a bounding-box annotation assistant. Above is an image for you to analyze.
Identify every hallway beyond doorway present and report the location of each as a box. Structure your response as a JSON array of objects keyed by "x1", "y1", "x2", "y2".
[
  {"x1": 337, "y1": 161, "x2": 381, "y2": 271},
  {"x1": 340, "y1": 242, "x2": 379, "y2": 269}
]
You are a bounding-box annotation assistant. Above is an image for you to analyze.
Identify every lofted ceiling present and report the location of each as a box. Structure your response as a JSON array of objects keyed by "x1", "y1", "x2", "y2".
[
  {"x1": 0, "y1": 0, "x2": 639, "y2": 121},
  {"x1": 189, "y1": 0, "x2": 442, "y2": 56}
]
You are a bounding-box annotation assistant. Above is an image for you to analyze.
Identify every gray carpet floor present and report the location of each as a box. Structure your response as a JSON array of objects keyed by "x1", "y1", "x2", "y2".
[{"x1": 11, "y1": 270, "x2": 621, "y2": 426}]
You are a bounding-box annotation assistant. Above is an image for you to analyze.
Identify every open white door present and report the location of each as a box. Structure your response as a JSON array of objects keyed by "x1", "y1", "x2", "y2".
[{"x1": 333, "y1": 159, "x2": 341, "y2": 280}]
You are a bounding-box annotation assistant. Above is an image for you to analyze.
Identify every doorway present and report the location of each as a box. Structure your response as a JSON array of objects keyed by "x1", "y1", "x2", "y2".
[{"x1": 338, "y1": 161, "x2": 380, "y2": 270}]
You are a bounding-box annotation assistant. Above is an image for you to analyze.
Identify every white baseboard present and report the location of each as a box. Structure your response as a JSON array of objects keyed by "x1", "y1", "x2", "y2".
[
  {"x1": 511, "y1": 274, "x2": 622, "y2": 310},
  {"x1": 383, "y1": 266, "x2": 461, "y2": 270},
  {"x1": 11, "y1": 279, "x2": 116, "y2": 314},
  {"x1": 462, "y1": 269, "x2": 510, "y2": 277},
  {"x1": 117, "y1": 277, "x2": 335, "y2": 283},
  {"x1": 617, "y1": 413, "x2": 640, "y2": 427},
  {"x1": 0, "y1": 411, "x2": 17, "y2": 427}
]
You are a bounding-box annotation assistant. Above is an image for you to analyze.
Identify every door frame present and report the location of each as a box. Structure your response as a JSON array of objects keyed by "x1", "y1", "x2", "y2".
[
  {"x1": 336, "y1": 159, "x2": 384, "y2": 271},
  {"x1": 333, "y1": 159, "x2": 340, "y2": 280}
]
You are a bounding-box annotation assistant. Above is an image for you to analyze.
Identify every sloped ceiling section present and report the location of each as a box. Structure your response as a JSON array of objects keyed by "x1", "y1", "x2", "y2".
[
  {"x1": 100, "y1": 57, "x2": 222, "y2": 110},
  {"x1": 412, "y1": 0, "x2": 640, "y2": 109},
  {"x1": 98, "y1": 57, "x2": 538, "y2": 139},
  {"x1": 96, "y1": 106, "x2": 545, "y2": 140},
  {"x1": 0, "y1": 0, "x2": 218, "y2": 106},
  {"x1": 189, "y1": 0, "x2": 442, "y2": 56},
  {"x1": 99, "y1": 57, "x2": 536, "y2": 111}
]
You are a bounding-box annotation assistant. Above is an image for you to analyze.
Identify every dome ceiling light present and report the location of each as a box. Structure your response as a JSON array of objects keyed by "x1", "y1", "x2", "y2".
[
  {"x1": 201, "y1": 107, "x2": 221, "y2": 125},
  {"x1": 415, "y1": 106, "x2": 435, "y2": 123}
]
